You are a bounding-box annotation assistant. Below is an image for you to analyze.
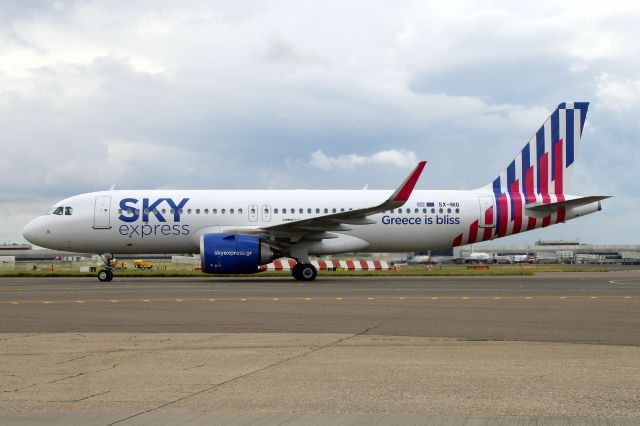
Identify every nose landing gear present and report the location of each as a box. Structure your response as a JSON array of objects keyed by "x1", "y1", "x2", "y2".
[
  {"x1": 98, "y1": 269, "x2": 113, "y2": 282},
  {"x1": 97, "y1": 254, "x2": 115, "y2": 282}
]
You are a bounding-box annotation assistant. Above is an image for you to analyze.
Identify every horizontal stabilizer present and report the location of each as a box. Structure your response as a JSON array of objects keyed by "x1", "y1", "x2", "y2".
[{"x1": 525, "y1": 196, "x2": 610, "y2": 213}]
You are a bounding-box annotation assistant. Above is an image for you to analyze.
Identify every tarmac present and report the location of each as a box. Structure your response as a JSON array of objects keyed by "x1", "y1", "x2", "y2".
[
  {"x1": 1, "y1": 272, "x2": 639, "y2": 344},
  {"x1": 1, "y1": 271, "x2": 640, "y2": 425}
]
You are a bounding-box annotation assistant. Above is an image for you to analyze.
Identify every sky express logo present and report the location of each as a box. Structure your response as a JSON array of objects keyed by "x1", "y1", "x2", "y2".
[
  {"x1": 118, "y1": 197, "x2": 190, "y2": 222},
  {"x1": 118, "y1": 198, "x2": 190, "y2": 238}
]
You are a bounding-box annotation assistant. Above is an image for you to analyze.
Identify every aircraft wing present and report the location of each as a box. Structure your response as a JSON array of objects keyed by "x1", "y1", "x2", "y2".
[{"x1": 230, "y1": 161, "x2": 426, "y2": 245}]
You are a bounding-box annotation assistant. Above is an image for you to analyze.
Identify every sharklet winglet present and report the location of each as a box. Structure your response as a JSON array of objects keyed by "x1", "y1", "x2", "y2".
[{"x1": 389, "y1": 161, "x2": 427, "y2": 203}]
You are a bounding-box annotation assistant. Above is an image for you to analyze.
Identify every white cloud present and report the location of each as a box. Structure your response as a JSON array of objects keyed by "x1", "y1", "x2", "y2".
[
  {"x1": 595, "y1": 73, "x2": 640, "y2": 110},
  {"x1": 307, "y1": 149, "x2": 419, "y2": 171},
  {"x1": 0, "y1": 1, "x2": 639, "y2": 243}
]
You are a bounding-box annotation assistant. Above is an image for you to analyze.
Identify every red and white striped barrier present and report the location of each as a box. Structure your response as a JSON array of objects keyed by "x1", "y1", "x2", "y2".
[{"x1": 259, "y1": 258, "x2": 390, "y2": 271}]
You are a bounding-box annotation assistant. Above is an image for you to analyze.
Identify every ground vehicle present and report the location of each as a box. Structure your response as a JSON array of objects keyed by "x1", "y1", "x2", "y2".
[{"x1": 133, "y1": 259, "x2": 153, "y2": 270}]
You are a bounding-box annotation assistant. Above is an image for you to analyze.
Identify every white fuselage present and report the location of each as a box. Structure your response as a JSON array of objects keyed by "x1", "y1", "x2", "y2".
[{"x1": 22, "y1": 188, "x2": 598, "y2": 256}]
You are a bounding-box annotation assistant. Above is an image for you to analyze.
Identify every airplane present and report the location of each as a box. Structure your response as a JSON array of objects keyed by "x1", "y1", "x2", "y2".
[
  {"x1": 460, "y1": 252, "x2": 497, "y2": 264},
  {"x1": 510, "y1": 254, "x2": 531, "y2": 263},
  {"x1": 22, "y1": 102, "x2": 609, "y2": 282},
  {"x1": 406, "y1": 254, "x2": 433, "y2": 264}
]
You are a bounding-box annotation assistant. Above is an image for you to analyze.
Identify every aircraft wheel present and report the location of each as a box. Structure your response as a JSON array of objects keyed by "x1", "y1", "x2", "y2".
[
  {"x1": 291, "y1": 263, "x2": 303, "y2": 280},
  {"x1": 98, "y1": 270, "x2": 110, "y2": 282},
  {"x1": 298, "y1": 264, "x2": 317, "y2": 281}
]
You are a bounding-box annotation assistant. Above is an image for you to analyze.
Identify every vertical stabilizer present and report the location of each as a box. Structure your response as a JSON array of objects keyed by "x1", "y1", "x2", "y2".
[
  {"x1": 485, "y1": 102, "x2": 588, "y2": 199},
  {"x1": 478, "y1": 102, "x2": 589, "y2": 238}
]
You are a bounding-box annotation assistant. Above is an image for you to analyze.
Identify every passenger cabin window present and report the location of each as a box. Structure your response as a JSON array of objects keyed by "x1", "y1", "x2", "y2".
[
  {"x1": 274, "y1": 208, "x2": 279, "y2": 214},
  {"x1": 64, "y1": 207, "x2": 73, "y2": 216},
  {"x1": 204, "y1": 209, "x2": 209, "y2": 214},
  {"x1": 230, "y1": 208, "x2": 235, "y2": 214},
  {"x1": 239, "y1": 208, "x2": 243, "y2": 214},
  {"x1": 221, "y1": 209, "x2": 226, "y2": 214}
]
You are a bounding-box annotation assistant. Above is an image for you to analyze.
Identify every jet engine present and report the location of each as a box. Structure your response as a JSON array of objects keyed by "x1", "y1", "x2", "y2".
[{"x1": 200, "y1": 233, "x2": 276, "y2": 274}]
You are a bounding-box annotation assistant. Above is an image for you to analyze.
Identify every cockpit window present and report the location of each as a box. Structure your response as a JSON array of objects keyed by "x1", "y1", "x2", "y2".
[
  {"x1": 64, "y1": 207, "x2": 73, "y2": 215},
  {"x1": 52, "y1": 207, "x2": 64, "y2": 215}
]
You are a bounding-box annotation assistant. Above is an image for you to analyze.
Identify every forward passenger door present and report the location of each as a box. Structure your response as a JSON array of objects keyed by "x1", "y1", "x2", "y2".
[{"x1": 93, "y1": 196, "x2": 111, "y2": 229}]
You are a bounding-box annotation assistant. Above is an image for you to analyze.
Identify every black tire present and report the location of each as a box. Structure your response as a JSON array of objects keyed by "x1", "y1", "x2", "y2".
[
  {"x1": 98, "y1": 270, "x2": 109, "y2": 282},
  {"x1": 299, "y1": 264, "x2": 317, "y2": 281},
  {"x1": 291, "y1": 263, "x2": 303, "y2": 280},
  {"x1": 106, "y1": 270, "x2": 114, "y2": 281}
]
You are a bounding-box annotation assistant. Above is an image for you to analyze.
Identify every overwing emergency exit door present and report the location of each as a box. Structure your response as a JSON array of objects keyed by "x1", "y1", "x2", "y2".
[
  {"x1": 93, "y1": 196, "x2": 111, "y2": 229},
  {"x1": 262, "y1": 205, "x2": 271, "y2": 222},
  {"x1": 248, "y1": 204, "x2": 258, "y2": 222}
]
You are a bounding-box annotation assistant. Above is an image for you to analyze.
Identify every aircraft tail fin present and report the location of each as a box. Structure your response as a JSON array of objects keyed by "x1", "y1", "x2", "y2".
[{"x1": 485, "y1": 102, "x2": 589, "y2": 201}]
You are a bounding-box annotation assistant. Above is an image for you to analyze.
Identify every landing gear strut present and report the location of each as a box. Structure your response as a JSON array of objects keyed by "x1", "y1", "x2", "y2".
[
  {"x1": 97, "y1": 254, "x2": 115, "y2": 282},
  {"x1": 292, "y1": 263, "x2": 317, "y2": 281}
]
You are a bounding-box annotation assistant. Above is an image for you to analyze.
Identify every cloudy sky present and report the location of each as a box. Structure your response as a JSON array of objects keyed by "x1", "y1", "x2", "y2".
[{"x1": 1, "y1": 0, "x2": 639, "y2": 245}]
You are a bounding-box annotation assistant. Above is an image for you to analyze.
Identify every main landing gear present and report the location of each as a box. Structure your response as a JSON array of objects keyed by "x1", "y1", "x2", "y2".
[
  {"x1": 291, "y1": 263, "x2": 317, "y2": 281},
  {"x1": 97, "y1": 254, "x2": 115, "y2": 282}
]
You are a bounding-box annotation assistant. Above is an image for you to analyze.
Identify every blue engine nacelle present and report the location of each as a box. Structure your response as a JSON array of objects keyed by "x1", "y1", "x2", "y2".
[{"x1": 200, "y1": 233, "x2": 276, "y2": 274}]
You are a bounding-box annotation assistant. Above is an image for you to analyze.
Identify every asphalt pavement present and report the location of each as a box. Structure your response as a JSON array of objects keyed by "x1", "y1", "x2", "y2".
[
  {"x1": 2, "y1": 271, "x2": 640, "y2": 423},
  {"x1": 1, "y1": 271, "x2": 639, "y2": 345}
]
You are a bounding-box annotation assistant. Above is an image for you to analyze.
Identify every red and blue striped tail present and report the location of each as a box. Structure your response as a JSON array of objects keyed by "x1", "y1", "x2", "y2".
[{"x1": 482, "y1": 102, "x2": 589, "y2": 238}]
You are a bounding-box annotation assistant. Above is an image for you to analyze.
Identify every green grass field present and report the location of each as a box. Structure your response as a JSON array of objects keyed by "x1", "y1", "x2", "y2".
[{"x1": 0, "y1": 264, "x2": 609, "y2": 278}]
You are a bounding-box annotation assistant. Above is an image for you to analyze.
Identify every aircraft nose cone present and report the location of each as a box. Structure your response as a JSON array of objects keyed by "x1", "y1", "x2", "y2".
[{"x1": 22, "y1": 219, "x2": 41, "y2": 245}]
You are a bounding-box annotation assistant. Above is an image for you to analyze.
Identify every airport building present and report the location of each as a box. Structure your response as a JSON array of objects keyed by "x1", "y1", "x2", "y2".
[
  {"x1": 457, "y1": 240, "x2": 640, "y2": 264},
  {"x1": 2, "y1": 240, "x2": 640, "y2": 269}
]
